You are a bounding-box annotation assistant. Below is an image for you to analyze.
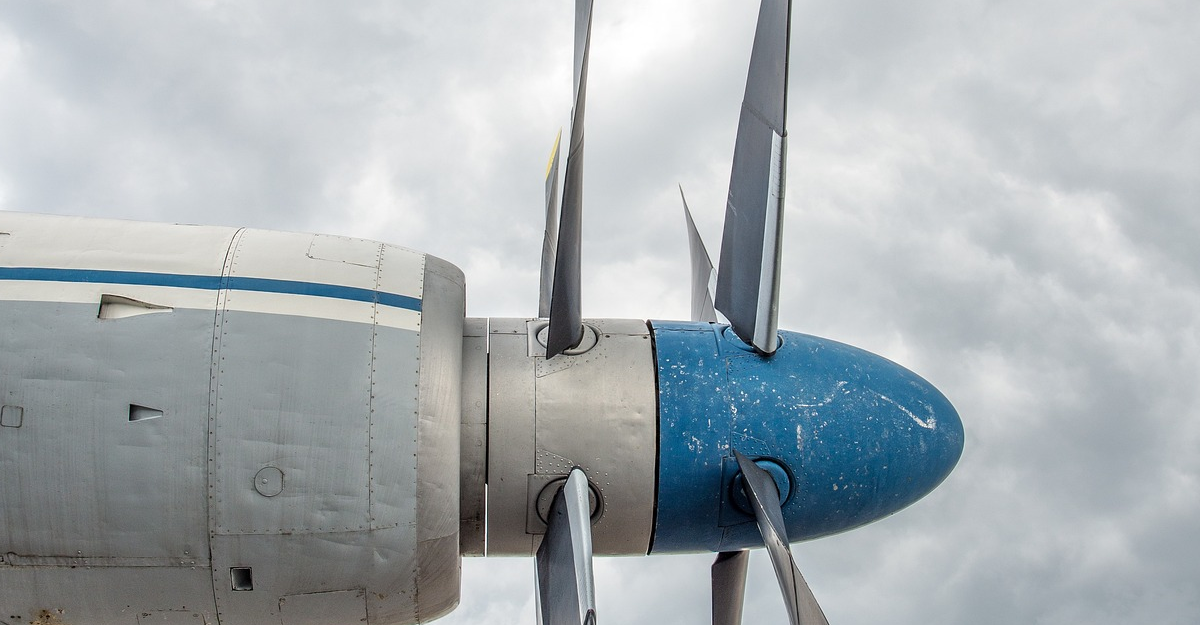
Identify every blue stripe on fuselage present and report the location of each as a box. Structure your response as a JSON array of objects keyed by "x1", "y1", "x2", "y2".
[{"x1": 0, "y1": 267, "x2": 422, "y2": 312}]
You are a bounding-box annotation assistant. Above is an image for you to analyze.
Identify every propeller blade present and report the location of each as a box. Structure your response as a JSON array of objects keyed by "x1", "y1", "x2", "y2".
[
  {"x1": 681, "y1": 186, "x2": 718, "y2": 323},
  {"x1": 714, "y1": 0, "x2": 791, "y2": 354},
  {"x1": 734, "y1": 450, "x2": 828, "y2": 625},
  {"x1": 535, "y1": 468, "x2": 598, "y2": 625},
  {"x1": 712, "y1": 550, "x2": 749, "y2": 625},
  {"x1": 540, "y1": 130, "x2": 563, "y2": 318},
  {"x1": 547, "y1": 0, "x2": 594, "y2": 358}
]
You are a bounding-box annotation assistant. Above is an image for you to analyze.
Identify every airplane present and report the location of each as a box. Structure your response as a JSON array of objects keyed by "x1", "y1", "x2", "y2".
[{"x1": 0, "y1": 1, "x2": 963, "y2": 624}]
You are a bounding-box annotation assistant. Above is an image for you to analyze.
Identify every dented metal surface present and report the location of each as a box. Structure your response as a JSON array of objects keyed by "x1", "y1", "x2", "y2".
[
  {"x1": 0, "y1": 213, "x2": 463, "y2": 625},
  {"x1": 485, "y1": 318, "x2": 658, "y2": 556},
  {"x1": 0, "y1": 211, "x2": 964, "y2": 623}
]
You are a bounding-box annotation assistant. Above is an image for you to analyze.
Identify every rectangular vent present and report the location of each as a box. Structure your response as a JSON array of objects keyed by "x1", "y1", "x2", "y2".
[
  {"x1": 1, "y1": 405, "x2": 23, "y2": 428},
  {"x1": 98, "y1": 294, "x2": 173, "y2": 320},
  {"x1": 231, "y1": 567, "x2": 254, "y2": 591},
  {"x1": 129, "y1": 404, "x2": 164, "y2": 422}
]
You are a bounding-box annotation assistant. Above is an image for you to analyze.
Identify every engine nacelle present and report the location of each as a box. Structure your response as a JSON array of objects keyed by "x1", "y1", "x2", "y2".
[
  {"x1": 477, "y1": 318, "x2": 964, "y2": 557},
  {"x1": 472, "y1": 319, "x2": 659, "y2": 556},
  {"x1": 2, "y1": 213, "x2": 963, "y2": 624},
  {"x1": 0, "y1": 213, "x2": 464, "y2": 625}
]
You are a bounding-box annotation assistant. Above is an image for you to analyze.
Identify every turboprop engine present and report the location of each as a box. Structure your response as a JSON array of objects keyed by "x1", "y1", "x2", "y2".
[
  {"x1": 2, "y1": 0, "x2": 966, "y2": 624},
  {"x1": 470, "y1": 319, "x2": 962, "y2": 558},
  {"x1": 0, "y1": 214, "x2": 962, "y2": 625},
  {"x1": 0, "y1": 214, "x2": 468, "y2": 625}
]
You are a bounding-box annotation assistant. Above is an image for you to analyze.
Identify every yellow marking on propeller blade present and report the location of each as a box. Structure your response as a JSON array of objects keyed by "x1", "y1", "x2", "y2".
[{"x1": 545, "y1": 128, "x2": 563, "y2": 179}]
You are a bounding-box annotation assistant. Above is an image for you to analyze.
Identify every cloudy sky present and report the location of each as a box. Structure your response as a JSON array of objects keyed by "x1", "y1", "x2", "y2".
[{"x1": 2, "y1": 0, "x2": 1198, "y2": 623}]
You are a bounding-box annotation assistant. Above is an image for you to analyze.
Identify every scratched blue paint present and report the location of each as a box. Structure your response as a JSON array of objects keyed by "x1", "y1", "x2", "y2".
[
  {"x1": 0, "y1": 267, "x2": 421, "y2": 311},
  {"x1": 650, "y1": 321, "x2": 963, "y2": 554}
]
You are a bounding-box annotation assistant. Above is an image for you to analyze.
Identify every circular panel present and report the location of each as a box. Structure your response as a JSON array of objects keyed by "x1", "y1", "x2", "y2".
[
  {"x1": 535, "y1": 476, "x2": 603, "y2": 524},
  {"x1": 254, "y1": 466, "x2": 284, "y2": 497},
  {"x1": 534, "y1": 324, "x2": 600, "y2": 355}
]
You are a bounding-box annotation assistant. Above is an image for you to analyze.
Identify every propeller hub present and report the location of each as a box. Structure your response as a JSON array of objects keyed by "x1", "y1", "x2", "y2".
[
  {"x1": 720, "y1": 324, "x2": 781, "y2": 354},
  {"x1": 536, "y1": 474, "x2": 604, "y2": 524},
  {"x1": 728, "y1": 457, "x2": 793, "y2": 515},
  {"x1": 649, "y1": 321, "x2": 964, "y2": 553}
]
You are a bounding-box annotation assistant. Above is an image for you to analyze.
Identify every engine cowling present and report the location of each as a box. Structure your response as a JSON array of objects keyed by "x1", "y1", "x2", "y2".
[
  {"x1": 477, "y1": 318, "x2": 963, "y2": 556},
  {"x1": 0, "y1": 213, "x2": 464, "y2": 625}
]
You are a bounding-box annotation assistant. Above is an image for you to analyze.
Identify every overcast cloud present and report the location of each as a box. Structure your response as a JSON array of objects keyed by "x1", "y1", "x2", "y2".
[{"x1": 2, "y1": 0, "x2": 1198, "y2": 623}]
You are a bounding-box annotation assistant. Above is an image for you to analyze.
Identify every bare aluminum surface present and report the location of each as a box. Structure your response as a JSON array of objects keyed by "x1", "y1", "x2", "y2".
[
  {"x1": 412, "y1": 253, "x2": 466, "y2": 622},
  {"x1": 208, "y1": 235, "x2": 464, "y2": 625},
  {"x1": 485, "y1": 318, "x2": 539, "y2": 555},
  {"x1": 486, "y1": 318, "x2": 657, "y2": 556},
  {"x1": 0, "y1": 214, "x2": 237, "y2": 621},
  {"x1": 0, "y1": 214, "x2": 465, "y2": 625},
  {"x1": 460, "y1": 317, "x2": 489, "y2": 556},
  {"x1": 280, "y1": 589, "x2": 368, "y2": 625},
  {"x1": 205, "y1": 230, "x2": 426, "y2": 625}
]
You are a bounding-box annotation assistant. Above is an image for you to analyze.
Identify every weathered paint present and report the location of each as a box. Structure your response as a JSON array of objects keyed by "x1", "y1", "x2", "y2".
[{"x1": 650, "y1": 321, "x2": 964, "y2": 553}]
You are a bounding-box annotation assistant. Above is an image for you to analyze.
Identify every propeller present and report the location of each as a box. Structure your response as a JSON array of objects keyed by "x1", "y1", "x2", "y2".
[
  {"x1": 535, "y1": 468, "x2": 598, "y2": 625},
  {"x1": 713, "y1": 0, "x2": 791, "y2": 354},
  {"x1": 681, "y1": 186, "x2": 718, "y2": 323},
  {"x1": 545, "y1": 0, "x2": 594, "y2": 358},
  {"x1": 711, "y1": 550, "x2": 749, "y2": 625},
  {"x1": 710, "y1": 450, "x2": 829, "y2": 625},
  {"x1": 540, "y1": 130, "x2": 563, "y2": 318},
  {"x1": 536, "y1": 2, "x2": 808, "y2": 621}
]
